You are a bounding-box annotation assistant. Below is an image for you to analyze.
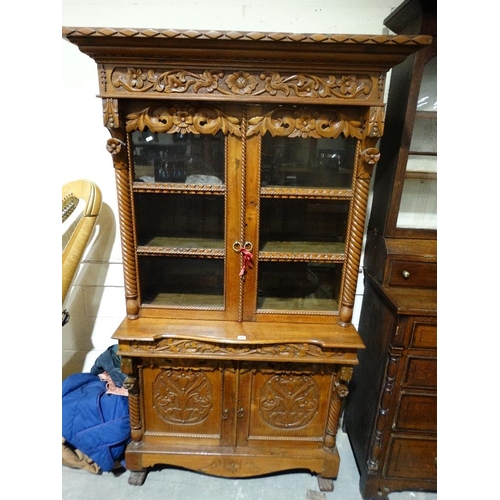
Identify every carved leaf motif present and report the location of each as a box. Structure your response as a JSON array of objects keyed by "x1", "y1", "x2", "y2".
[
  {"x1": 111, "y1": 65, "x2": 375, "y2": 101},
  {"x1": 153, "y1": 369, "x2": 213, "y2": 425},
  {"x1": 126, "y1": 104, "x2": 241, "y2": 136},
  {"x1": 113, "y1": 68, "x2": 223, "y2": 94},
  {"x1": 102, "y1": 98, "x2": 119, "y2": 129},
  {"x1": 247, "y1": 108, "x2": 363, "y2": 139},
  {"x1": 260, "y1": 374, "x2": 319, "y2": 429},
  {"x1": 259, "y1": 73, "x2": 372, "y2": 100}
]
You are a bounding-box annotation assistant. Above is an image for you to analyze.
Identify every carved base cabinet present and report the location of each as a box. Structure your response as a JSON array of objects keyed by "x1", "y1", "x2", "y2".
[{"x1": 63, "y1": 27, "x2": 430, "y2": 489}]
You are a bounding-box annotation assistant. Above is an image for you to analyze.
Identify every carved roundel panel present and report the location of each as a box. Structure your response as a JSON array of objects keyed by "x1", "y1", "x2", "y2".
[
  {"x1": 153, "y1": 369, "x2": 213, "y2": 425},
  {"x1": 259, "y1": 373, "x2": 320, "y2": 429}
]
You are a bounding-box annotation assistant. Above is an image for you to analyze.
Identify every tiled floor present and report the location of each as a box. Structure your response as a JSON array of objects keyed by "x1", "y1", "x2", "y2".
[{"x1": 62, "y1": 427, "x2": 437, "y2": 500}]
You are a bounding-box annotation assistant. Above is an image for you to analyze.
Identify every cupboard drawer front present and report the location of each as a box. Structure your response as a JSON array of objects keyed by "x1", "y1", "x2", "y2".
[
  {"x1": 394, "y1": 393, "x2": 436, "y2": 432},
  {"x1": 403, "y1": 356, "x2": 437, "y2": 388},
  {"x1": 385, "y1": 436, "x2": 437, "y2": 480},
  {"x1": 388, "y1": 260, "x2": 437, "y2": 287},
  {"x1": 410, "y1": 322, "x2": 437, "y2": 349}
]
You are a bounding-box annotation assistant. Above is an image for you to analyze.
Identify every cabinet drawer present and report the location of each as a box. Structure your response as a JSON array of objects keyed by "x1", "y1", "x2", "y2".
[
  {"x1": 403, "y1": 356, "x2": 437, "y2": 388},
  {"x1": 410, "y1": 322, "x2": 437, "y2": 349},
  {"x1": 394, "y1": 392, "x2": 436, "y2": 432},
  {"x1": 385, "y1": 436, "x2": 437, "y2": 480},
  {"x1": 388, "y1": 260, "x2": 437, "y2": 287}
]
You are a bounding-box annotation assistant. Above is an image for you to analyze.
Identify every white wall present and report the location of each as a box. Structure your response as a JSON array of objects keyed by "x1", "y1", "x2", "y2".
[{"x1": 61, "y1": 0, "x2": 400, "y2": 378}]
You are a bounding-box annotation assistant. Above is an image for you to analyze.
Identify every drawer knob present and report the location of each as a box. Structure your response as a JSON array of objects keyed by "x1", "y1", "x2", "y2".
[{"x1": 402, "y1": 270, "x2": 411, "y2": 280}]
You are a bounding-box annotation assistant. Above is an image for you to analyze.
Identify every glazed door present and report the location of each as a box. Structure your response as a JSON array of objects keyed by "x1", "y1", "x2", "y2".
[
  {"x1": 126, "y1": 102, "x2": 364, "y2": 323},
  {"x1": 127, "y1": 102, "x2": 243, "y2": 320},
  {"x1": 241, "y1": 105, "x2": 361, "y2": 322}
]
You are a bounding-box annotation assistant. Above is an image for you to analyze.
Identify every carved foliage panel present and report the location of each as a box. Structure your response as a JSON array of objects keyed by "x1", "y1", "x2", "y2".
[
  {"x1": 245, "y1": 362, "x2": 336, "y2": 441},
  {"x1": 141, "y1": 359, "x2": 225, "y2": 442},
  {"x1": 107, "y1": 67, "x2": 380, "y2": 104},
  {"x1": 123, "y1": 102, "x2": 374, "y2": 140}
]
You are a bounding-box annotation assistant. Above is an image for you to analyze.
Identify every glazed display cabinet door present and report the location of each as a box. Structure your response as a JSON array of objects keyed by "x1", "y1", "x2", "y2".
[
  {"x1": 124, "y1": 102, "x2": 370, "y2": 326},
  {"x1": 242, "y1": 105, "x2": 367, "y2": 324},
  {"x1": 125, "y1": 102, "x2": 244, "y2": 321}
]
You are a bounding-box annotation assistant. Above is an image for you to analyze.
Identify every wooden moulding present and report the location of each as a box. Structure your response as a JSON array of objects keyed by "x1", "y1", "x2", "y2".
[
  {"x1": 63, "y1": 27, "x2": 432, "y2": 106},
  {"x1": 112, "y1": 317, "x2": 363, "y2": 364}
]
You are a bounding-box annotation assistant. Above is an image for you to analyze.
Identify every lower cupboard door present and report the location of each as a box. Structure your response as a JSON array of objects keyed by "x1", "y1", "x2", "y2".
[
  {"x1": 239, "y1": 363, "x2": 333, "y2": 448},
  {"x1": 141, "y1": 360, "x2": 226, "y2": 447}
]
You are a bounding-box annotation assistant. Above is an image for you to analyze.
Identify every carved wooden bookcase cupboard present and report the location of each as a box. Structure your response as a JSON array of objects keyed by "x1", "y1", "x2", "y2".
[
  {"x1": 343, "y1": 1, "x2": 437, "y2": 498},
  {"x1": 62, "y1": 26, "x2": 430, "y2": 490}
]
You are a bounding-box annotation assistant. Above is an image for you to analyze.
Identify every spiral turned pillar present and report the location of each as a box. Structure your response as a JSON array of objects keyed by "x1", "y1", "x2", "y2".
[
  {"x1": 324, "y1": 366, "x2": 353, "y2": 450},
  {"x1": 106, "y1": 130, "x2": 140, "y2": 318},
  {"x1": 338, "y1": 146, "x2": 380, "y2": 326}
]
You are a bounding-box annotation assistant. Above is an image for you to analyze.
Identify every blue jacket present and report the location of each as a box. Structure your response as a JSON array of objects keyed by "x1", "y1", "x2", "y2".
[{"x1": 62, "y1": 372, "x2": 131, "y2": 471}]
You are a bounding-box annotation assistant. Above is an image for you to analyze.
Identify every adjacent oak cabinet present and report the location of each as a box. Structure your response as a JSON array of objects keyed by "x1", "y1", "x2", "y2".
[
  {"x1": 63, "y1": 26, "x2": 430, "y2": 490},
  {"x1": 343, "y1": 1, "x2": 437, "y2": 498}
]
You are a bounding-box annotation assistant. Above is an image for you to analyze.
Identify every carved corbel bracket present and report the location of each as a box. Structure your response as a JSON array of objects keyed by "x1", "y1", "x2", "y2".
[
  {"x1": 103, "y1": 98, "x2": 119, "y2": 129},
  {"x1": 358, "y1": 147, "x2": 381, "y2": 179}
]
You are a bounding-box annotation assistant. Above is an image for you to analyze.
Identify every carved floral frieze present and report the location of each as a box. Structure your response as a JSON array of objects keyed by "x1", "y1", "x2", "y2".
[
  {"x1": 111, "y1": 68, "x2": 374, "y2": 102},
  {"x1": 129, "y1": 338, "x2": 348, "y2": 361}
]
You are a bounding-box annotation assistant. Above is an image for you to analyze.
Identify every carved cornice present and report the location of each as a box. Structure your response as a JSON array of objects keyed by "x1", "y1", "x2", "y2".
[{"x1": 63, "y1": 27, "x2": 431, "y2": 47}]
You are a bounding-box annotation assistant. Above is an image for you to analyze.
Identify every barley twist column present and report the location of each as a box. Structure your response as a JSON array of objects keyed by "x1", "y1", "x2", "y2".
[
  {"x1": 238, "y1": 108, "x2": 247, "y2": 322},
  {"x1": 106, "y1": 133, "x2": 140, "y2": 318},
  {"x1": 324, "y1": 367, "x2": 353, "y2": 450},
  {"x1": 338, "y1": 146, "x2": 380, "y2": 326}
]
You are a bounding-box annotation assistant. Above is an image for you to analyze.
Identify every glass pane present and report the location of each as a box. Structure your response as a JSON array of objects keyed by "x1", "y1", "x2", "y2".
[
  {"x1": 416, "y1": 56, "x2": 437, "y2": 112},
  {"x1": 131, "y1": 130, "x2": 225, "y2": 185},
  {"x1": 258, "y1": 262, "x2": 342, "y2": 312},
  {"x1": 261, "y1": 135, "x2": 356, "y2": 189},
  {"x1": 396, "y1": 175, "x2": 437, "y2": 230},
  {"x1": 410, "y1": 116, "x2": 437, "y2": 154},
  {"x1": 259, "y1": 199, "x2": 349, "y2": 254},
  {"x1": 139, "y1": 256, "x2": 224, "y2": 308},
  {"x1": 135, "y1": 193, "x2": 224, "y2": 248},
  {"x1": 406, "y1": 154, "x2": 437, "y2": 174},
  {"x1": 398, "y1": 55, "x2": 437, "y2": 231}
]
